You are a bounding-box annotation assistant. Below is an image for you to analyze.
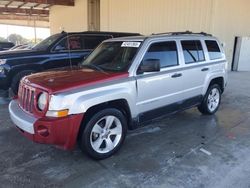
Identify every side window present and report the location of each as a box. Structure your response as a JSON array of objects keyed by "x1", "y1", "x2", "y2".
[
  {"x1": 54, "y1": 35, "x2": 83, "y2": 51},
  {"x1": 205, "y1": 40, "x2": 223, "y2": 60},
  {"x1": 143, "y1": 41, "x2": 178, "y2": 68},
  {"x1": 82, "y1": 35, "x2": 111, "y2": 49},
  {"x1": 181, "y1": 40, "x2": 205, "y2": 64}
]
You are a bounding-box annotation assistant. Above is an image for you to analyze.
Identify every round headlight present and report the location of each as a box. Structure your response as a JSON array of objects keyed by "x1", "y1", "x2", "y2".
[{"x1": 38, "y1": 92, "x2": 48, "y2": 111}]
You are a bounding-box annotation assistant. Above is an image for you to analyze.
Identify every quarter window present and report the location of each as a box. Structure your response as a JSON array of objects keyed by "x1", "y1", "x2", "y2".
[
  {"x1": 181, "y1": 40, "x2": 205, "y2": 64},
  {"x1": 143, "y1": 41, "x2": 178, "y2": 68},
  {"x1": 205, "y1": 40, "x2": 223, "y2": 60}
]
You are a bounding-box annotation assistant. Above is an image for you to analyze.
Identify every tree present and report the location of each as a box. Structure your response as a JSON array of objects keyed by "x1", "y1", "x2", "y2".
[
  {"x1": 7, "y1": 34, "x2": 28, "y2": 45},
  {"x1": 30, "y1": 38, "x2": 43, "y2": 44},
  {"x1": 0, "y1": 37, "x2": 6, "y2": 42}
]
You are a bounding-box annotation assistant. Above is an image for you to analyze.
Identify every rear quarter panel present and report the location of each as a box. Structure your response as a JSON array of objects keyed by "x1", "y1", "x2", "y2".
[{"x1": 202, "y1": 60, "x2": 228, "y2": 95}]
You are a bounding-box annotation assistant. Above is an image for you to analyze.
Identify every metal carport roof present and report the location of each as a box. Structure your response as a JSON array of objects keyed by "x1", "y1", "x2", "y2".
[{"x1": 0, "y1": 0, "x2": 74, "y2": 22}]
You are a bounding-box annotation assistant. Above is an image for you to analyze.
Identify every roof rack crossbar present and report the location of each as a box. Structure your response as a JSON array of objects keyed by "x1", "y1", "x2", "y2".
[{"x1": 152, "y1": 31, "x2": 212, "y2": 36}]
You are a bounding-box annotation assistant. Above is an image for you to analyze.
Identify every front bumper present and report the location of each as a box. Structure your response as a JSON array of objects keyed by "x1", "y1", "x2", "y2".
[
  {"x1": 9, "y1": 100, "x2": 36, "y2": 134},
  {"x1": 9, "y1": 100, "x2": 84, "y2": 150}
]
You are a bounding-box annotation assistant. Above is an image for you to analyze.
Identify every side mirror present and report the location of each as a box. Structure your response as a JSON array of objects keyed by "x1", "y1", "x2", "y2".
[{"x1": 138, "y1": 59, "x2": 160, "y2": 74}]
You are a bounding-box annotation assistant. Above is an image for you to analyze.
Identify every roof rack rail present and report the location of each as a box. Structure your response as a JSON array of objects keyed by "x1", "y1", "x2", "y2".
[{"x1": 152, "y1": 31, "x2": 212, "y2": 36}]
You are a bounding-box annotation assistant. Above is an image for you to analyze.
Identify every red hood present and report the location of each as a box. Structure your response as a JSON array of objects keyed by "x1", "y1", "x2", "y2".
[{"x1": 24, "y1": 68, "x2": 129, "y2": 94}]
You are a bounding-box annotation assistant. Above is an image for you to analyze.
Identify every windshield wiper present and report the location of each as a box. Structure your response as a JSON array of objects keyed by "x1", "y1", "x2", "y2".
[{"x1": 81, "y1": 64, "x2": 108, "y2": 74}]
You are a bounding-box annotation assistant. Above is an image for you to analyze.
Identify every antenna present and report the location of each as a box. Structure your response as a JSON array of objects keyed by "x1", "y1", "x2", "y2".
[{"x1": 66, "y1": 31, "x2": 73, "y2": 70}]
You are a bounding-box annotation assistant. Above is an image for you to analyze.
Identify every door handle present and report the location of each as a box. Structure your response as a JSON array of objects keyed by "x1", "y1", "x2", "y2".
[
  {"x1": 201, "y1": 68, "x2": 209, "y2": 72},
  {"x1": 171, "y1": 73, "x2": 182, "y2": 78}
]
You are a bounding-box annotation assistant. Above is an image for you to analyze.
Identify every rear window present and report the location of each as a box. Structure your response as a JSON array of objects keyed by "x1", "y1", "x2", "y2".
[
  {"x1": 205, "y1": 40, "x2": 223, "y2": 60},
  {"x1": 181, "y1": 40, "x2": 205, "y2": 64},
  {"x1": 143, "y1": 41, "x2": 178, "y2": 68}
]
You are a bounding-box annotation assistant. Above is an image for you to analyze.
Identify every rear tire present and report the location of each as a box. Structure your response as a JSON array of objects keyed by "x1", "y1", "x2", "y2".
[
  {"x1": 79, "y1": 108, "x2": 127, "y2": 160},
  {"x1": 198, "y1": 84, "x2": 222, "y2": 115},
  {"x1": 11, "y1": 70, "x2": 34, "y2": 95}
]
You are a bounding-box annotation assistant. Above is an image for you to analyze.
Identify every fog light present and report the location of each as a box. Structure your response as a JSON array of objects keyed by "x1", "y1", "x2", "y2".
[{"x1": 37, "y1": 125, "x2": 49, "y2": 137}]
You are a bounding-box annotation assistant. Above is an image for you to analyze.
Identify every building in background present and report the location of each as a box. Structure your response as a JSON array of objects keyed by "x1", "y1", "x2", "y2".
[
  {"x1": 49, "y1": 0, "x2": 250, "y2": 69},
  {"x1": 0, "y1": 0, "x2": 249, "y2": 69}
]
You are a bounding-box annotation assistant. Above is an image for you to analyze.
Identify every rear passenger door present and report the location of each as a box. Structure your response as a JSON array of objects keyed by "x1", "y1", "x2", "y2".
[
  {"x1": 136, "y1": 41, "x2": 185, "y2": 117},
  {"x1": 178, "y1": 40, "x2": 208, "y2": 99}
]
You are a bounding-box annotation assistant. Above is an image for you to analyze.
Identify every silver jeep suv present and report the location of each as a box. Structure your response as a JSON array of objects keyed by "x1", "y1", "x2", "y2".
[{"x1": 9, "y1": 32, "x2": 228, "y2": 159}]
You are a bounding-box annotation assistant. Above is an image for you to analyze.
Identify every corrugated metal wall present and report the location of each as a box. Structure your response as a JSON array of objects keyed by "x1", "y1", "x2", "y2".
[
  {"x1": 101, "y1": 0, "x2": 213, "y2": 34},
  {"x1": 50, "y1": 0, "x2": 88, "y2": 34},
  {"x1": 100, "y1": 0, "x2": 250, "y2": 65}
]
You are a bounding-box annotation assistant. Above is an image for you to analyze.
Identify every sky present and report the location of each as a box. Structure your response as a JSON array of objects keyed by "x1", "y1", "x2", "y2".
[{"x1": 0, "y1": 24, "x2": 50, "y2": 40}]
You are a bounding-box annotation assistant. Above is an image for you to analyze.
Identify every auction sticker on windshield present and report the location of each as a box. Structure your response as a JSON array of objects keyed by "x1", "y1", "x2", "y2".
[{"x1": 121, "y1": 42, "x2": 141, "y2": 48}]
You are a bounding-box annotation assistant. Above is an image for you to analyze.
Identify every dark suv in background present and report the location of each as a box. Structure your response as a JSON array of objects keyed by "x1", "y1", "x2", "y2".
[
  {"x1": 0, "y1": 31, "x2": 140, "y2": 94},
  {"x1": 0, "y1": 42, "x2": 15, "y2": 51}
]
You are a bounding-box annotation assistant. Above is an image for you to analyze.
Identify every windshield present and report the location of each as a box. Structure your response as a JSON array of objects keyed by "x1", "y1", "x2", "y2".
[
  {"x1": 82, "y1": 41, "x2": 141, "y2": 72},
  {"x1": 32, "y1": 33, "x2": 62, "y2": 51}
]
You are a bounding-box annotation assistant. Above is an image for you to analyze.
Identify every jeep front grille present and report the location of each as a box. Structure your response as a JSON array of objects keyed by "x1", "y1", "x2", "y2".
[{"x1": 18, "y1": 82, "x2": 35, "y2": 114}]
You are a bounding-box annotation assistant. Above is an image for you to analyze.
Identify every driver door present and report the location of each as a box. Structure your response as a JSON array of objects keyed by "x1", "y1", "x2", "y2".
[
  {"x1": 45, "y1": 35, "x2": 90, "y2": 70},
  {"x1": 136, "y1": 41, "x2": 185, "y2": 121}
]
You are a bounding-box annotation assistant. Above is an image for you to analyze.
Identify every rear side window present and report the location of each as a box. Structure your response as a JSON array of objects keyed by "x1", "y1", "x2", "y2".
[
  {"x1": 181, "y1": 40, "x2": 205, "y2": 64},
  {"x1": 143, "y1": 41, "x2": 178, "y2": 68},
  {"x1": 82, "y1": 35, "x2": 111, "y2": 49},
  {"x1": 205, "y1": 40, "x2": 223, "y2": 60}
]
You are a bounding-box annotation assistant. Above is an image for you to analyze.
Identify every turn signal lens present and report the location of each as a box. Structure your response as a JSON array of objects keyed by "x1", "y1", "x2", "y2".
[
  {"x1": 46, "y1": 109, "x2": 69, "y2": 118},
  {"x1": 57, "y1": 110, "x2": 69, "y2": 117}
]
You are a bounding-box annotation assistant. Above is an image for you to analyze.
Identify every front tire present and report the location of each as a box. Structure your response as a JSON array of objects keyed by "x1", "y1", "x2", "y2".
[
  {"x1": 198, "y1": 84, "x2": 222, "y2": 115},
  {"x1": 11, "y1": 70, "x2": 34, "y2": 95},
  {"x1": 79, "y1": 108, "x2": 127, "y2": 160}
]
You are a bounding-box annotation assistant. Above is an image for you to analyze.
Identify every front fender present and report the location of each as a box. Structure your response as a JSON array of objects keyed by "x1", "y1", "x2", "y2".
[
  {"x1": 70, "y1": 87, "x2": 136, "y2": 115},
  {"x1": 49, "y1": 81, "x2": 137, "y2": 118}
]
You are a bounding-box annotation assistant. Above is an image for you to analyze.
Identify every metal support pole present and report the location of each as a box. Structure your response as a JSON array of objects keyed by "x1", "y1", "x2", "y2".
[{"x1": 33, "y1": 18, "x2": 37, "y2": 43}]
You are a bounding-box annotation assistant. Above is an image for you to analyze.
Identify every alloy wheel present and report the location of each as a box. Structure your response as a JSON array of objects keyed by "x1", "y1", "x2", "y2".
[
  {"x1": 90, "y1": 115, "x2": 122, "y2": 154},
  {"x1": 207, "y1": 88, "x2": 220, "y2": 112}
]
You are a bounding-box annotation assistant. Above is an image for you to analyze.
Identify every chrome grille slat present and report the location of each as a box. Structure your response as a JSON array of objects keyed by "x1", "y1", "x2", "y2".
[
  {"x1": 22, "y1": 88, "x2": 26, "y2": 109},
  {"x1": 26, "y1": 89, "x2": 30, "y2": 111},
  {"x1": 30, "y1": 91, "x2": 34, "y2": 113},
  {"x1": 18, "y1": 82, "x2": 35, "y2": 114}
]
